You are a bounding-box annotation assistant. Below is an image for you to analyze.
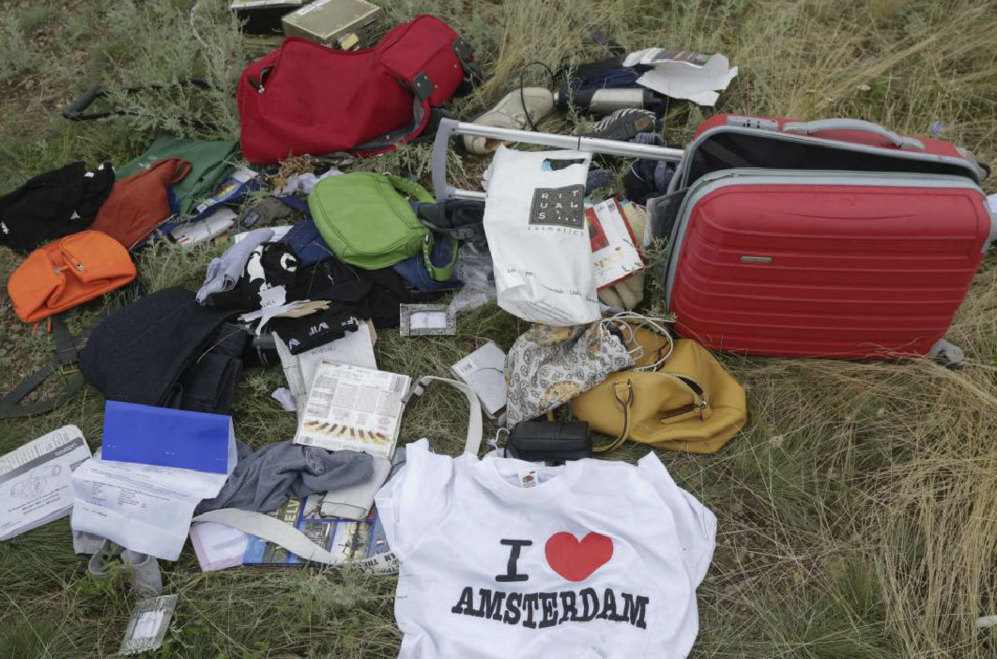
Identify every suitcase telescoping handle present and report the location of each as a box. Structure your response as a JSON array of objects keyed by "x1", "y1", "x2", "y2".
[
  {"x1": 782, "y1": 119, "x2": 926, "y2": 151},
  {"x1": 431, "y1": 118, "x2": 684, "y2": 200},
  {"x1": 64, "y1": 85, "x2": 109, "y2": 120}
]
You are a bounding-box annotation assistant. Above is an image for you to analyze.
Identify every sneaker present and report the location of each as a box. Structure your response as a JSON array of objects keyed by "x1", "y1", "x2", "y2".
[
  {"x1": 580, "y1": 108, "x2": 658, "y2": 142},
  {"x1": 463, "y1": 87, "x2": 555, "y2": 155}
]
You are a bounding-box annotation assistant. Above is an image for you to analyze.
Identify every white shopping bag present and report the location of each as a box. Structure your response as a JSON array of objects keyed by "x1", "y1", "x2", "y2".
[{"x1": 482, "y1": 146, "x2": 600, "y2": 326}]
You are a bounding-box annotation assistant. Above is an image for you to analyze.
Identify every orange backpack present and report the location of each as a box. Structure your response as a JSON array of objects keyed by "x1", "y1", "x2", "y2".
[{"x1": 7, "y1": 230, "x2": 136, "y2": 323}]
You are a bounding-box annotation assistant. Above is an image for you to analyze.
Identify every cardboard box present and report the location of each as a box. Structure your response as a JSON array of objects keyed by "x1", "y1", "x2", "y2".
[
  {"x1": 282, "y1": 0, "x2": 383, "y2": 49},
  {"x1": 230, "y1": 0, "x2": 309, "y2": 35}
]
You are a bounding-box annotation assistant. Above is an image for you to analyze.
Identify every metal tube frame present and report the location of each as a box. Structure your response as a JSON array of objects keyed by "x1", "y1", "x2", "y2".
[{"x1": 431, "y1": 118, "x2": 685, "y2": 200}]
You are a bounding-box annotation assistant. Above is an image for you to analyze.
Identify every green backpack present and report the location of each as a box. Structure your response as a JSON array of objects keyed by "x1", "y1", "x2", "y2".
[{"x1": 309, "y1": 172, "x2": 454, "y2": 274}]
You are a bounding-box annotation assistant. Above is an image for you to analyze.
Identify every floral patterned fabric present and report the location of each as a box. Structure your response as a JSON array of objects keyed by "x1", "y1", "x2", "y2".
[{"x1": 505, "y1": 322, "x2": 634, "y2": 425}]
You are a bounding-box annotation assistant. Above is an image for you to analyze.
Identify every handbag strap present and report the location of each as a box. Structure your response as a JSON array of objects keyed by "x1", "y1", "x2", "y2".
[
  {"x1": 591, "y1": 372, "x2": 709, "y2": 453},
  {"x1": 386, "y1": 174, "x2": 435, "y2": 204},
  {"x1": 592, "y1": 379, "x2": 635, "y2": 453},
  {"x1": 192, "y1": 507, "x2": 400, "y2": 573},
  {"x1": 401, "y1": 375, "x2": 483, "y2": 456},
  {"x1": 421, "y1": 233, "x2": 460, "y2": 282}
]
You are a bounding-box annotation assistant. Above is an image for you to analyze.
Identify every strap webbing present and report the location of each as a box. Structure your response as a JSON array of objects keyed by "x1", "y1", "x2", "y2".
[
  {"x1": 192, "y1": 377, "x2": 483, "y2": 565},
  {"x1": 0, "y1": 315, "x2": 87, "y2": 419}
]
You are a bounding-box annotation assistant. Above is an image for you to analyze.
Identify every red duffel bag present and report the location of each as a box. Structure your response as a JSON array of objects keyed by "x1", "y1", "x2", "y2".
[{"x1": 238, "y1": 14, "x2": 477, "y2": 164}]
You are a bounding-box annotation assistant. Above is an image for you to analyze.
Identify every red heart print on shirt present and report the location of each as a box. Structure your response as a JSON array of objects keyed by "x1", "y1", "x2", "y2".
[{"x1": 544, "y1": 532, "x2": 613, "y2": 582}]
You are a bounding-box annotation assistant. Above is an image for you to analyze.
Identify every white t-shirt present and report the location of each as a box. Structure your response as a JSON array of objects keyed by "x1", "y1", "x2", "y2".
[{"x1": 375, "y1": 439, "x2": 717, "y2": 659}]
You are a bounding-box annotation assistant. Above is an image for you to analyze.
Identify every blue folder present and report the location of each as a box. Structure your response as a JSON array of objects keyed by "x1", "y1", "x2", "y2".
[{"x1": 101, "y1": 401, "x2": 233, "y2": 474}]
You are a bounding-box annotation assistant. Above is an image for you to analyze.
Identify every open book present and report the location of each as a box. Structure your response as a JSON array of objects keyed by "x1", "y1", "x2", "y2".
[{"x1": 293, "y1": 362, "x2": 410, "y2": 460}]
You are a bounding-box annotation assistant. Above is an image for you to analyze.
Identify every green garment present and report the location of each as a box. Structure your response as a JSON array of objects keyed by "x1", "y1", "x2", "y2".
[{"x1": 117, "y1": 136, "x2": 239, "y2": 217}]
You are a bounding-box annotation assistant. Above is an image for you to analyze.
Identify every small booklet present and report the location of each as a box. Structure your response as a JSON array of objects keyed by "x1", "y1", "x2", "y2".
[
  {"x1": 451, "y1": 341, "x2": 507, "y2": 419},
  {"x1": 294, "y1": 362, "x2": 410, "y2": 460},
  {"x1": 586, "y1": 197, "x2": 645, "y2": 290},
  {"x1": 0, "y1": 425, "x2": 92, "y2": 541}
]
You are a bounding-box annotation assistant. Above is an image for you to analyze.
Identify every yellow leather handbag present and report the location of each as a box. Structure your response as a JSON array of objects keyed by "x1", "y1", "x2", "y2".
[{"x1": 571, "y1": 327, "x2": 746, "y2": 454}]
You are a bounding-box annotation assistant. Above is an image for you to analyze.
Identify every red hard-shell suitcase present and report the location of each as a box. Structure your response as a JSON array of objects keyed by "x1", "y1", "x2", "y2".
[{"x1": 661, "y1": 115, "x2": 995, "y2": 358}]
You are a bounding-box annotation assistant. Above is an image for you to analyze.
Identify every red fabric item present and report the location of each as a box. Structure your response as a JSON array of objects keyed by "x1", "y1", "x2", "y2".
[
  {"x1": 669, "y1": 182, "x2": 992, "y2": 358},
  {"x1": 238, "y1": 15, "x2": 469, "y2": 164},
  {"x1": 91, "y1": 158, "x2": 191, "y2": 249}
]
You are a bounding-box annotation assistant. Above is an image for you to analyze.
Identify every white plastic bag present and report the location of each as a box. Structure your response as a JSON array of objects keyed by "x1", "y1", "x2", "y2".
[{"x1": 482, "y1": 146, "x2": 600, "y2": 326}]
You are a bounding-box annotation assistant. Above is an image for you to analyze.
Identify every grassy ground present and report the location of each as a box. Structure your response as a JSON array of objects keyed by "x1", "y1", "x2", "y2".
[{"x1": 2, "y1": 0, "x2": 997, "y2": 657}]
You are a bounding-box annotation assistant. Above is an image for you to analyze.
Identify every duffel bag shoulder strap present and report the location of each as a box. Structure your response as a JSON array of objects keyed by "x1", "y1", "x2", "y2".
[{"x1": 353, "y1": 16, "x2": 474, "y2": 153}]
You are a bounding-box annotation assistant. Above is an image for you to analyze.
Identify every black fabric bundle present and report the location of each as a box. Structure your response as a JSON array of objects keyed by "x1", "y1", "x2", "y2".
[
  {"x1": 288, "y1": 256, "x2": 439, "y2": 331},
  {"x1": 414, "y1": 199, "x2": 487, "y2": 250},
  {"x1": 0, "y1": 162, "x2": 115, "y2": 252},
  {"x1": 207, "y1": 242, "x2": 301, "y2": 311},
  {"x1": 80, "y1": 288, "x2": 246, "y2": 414}
]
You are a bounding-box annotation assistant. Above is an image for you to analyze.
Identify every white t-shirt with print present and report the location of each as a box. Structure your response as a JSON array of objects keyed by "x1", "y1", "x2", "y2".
[{"x1": 374, "y1": 439, "x2": 717, "y2": 659}]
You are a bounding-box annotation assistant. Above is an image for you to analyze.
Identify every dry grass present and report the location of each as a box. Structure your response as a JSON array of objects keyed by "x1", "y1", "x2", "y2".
[{"x1": 1, "y1": 0, "x2": 997, "y2": 657}]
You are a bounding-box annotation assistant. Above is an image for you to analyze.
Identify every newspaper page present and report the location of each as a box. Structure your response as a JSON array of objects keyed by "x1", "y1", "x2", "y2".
[
  {"x1": 0, "y1": 425, "x2": 92, "y2": 541},
  {"x1": 294, "y1": 362, "x2": 410, "y2": 460}
]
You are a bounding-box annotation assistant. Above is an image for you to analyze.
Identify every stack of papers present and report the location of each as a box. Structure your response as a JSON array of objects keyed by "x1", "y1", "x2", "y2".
[
  {"x1": 624, "y1": 47, "x2": 738, "y2": 106},
  {"x1": 70, "y1": 403, "x2": 237, "y2": 561},
  {"x1": 0, "y1": 425, "x2": 92, "y2": 541},
  {"x1": 275, "y1": 321, "x2": 378, "y2": 413}
]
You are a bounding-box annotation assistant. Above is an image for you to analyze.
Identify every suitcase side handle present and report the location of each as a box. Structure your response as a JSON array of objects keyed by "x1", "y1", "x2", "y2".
[
  {"x1": 783, "y1": 119, "x2": 925, "y2": 151},
  {"x1": 431, "y1": 118, "x2": 684, "y2": 200}
]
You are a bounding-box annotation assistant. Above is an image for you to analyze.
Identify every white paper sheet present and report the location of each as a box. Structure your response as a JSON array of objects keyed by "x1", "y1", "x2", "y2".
[
  {"x1": 271, "y1": 387, "x2": 298, "y2": 412},
  {"x1": 0, "y1": 425, "x2": 92, "y2": 541},
  {"x1": 71, "y1": 453, "x2": 230, "y2": 561},
  {"x1": 189, "y1": 522, "x2": 249, "y2": 572},
  {"x1": 451, "y1": 341, "x2": 508, "y2": 419},
  {"x1": 625, "y1": 48, "x2": 737, "y2": 107},
  {"x1": 240, "y1": 299, "x2": 329, "y2": 334}
]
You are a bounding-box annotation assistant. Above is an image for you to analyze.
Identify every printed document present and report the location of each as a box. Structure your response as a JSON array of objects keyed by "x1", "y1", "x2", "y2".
[
  {"x1": 71, "y1": 452, "x2": 230, "y2": 561},
  {"x1": 0, "y1": 425, "x2": 92, "y2": 541},
  {"x1": 294, "y1": 362, "x2": 410, "y2": 460}
]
